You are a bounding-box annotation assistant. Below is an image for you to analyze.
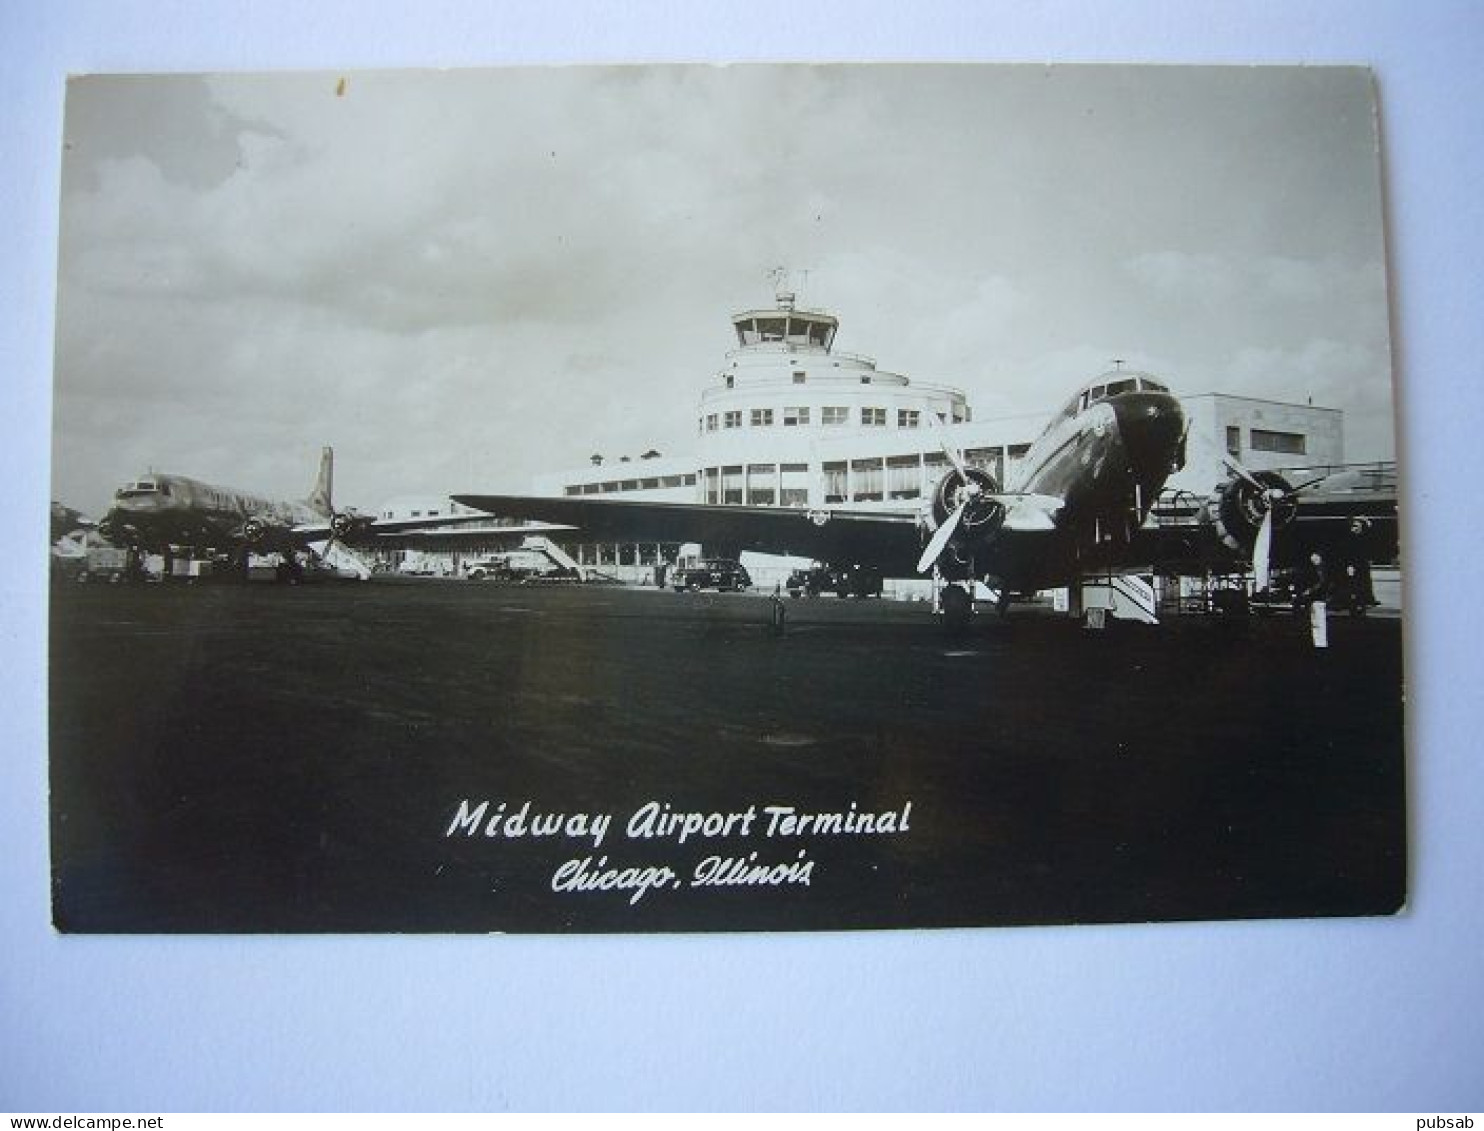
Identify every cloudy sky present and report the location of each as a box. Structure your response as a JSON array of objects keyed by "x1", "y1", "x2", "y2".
[{"x1": 52, "y1": 64, "x2": 1395, "y2": 515}]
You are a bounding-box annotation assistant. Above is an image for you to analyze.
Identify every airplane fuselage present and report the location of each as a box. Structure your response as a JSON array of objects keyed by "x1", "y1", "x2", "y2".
[
  {"x1": 100, "y1": 473, "x2": 322, "y2": 554},
  {"x1": 963, "y1": 383, "x2": 1186, "y2": 591}
]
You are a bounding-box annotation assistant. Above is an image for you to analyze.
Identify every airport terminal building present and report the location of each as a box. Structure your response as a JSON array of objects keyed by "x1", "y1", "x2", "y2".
[
  {"x1": 379, "y1": 292, "x2": 1354, "y2": 582},
  {"x1": 519, "y1": 293, "x2": 1345, "y2": 575}
]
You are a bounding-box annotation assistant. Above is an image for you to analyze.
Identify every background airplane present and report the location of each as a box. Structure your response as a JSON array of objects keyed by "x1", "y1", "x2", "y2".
[
  {"x1": 95, "y1": 447, "x2": 562, "y2": 581},
  {"x1": 456, "y1": 375, "x2": 1398, "y2": 628}
]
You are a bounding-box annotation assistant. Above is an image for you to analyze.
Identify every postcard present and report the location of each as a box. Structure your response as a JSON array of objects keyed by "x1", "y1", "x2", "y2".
[{"x1": 49, "y1": 64, "x2": 1403, "y2": 932}]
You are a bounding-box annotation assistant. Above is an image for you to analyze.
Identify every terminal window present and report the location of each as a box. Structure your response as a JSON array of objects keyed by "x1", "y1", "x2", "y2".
[
  {"x1": 887, "y1": 454, "x2": 921, "y2": 500},
  {"x1": 862, "y1": 407, "x2": 886, "y2": 427},
  {"x1": 751, "y1": 408, "x2": 774, "y2": 427},
  {"x1": 784, "y1": 406, "x2": 810, "y2": 426},
  {"x1": 822, "y1": 461, "x2": 848, "y2": 504},
  {"x1": 898, "y1": 409, "x2": 920, "y2": 428},
  {"x1": 721, "y1": 465, "x2": 743, "y2": 504},
  {"x1": 1250, "y1": 429, "x2": 1306, "y2": 455},
  {"x1": 822, "y1": 406, "x2": 849, "y2": 426},
  {"x1": 780, "y1": 463, "x2": 809, "y2": 507},
  {"x1": 706, "y1": 414, "x2": 717, "y2": 432},
  {"x1": 965, "y1": 448, "x2": 1003, "y2": 481},
  {"x1": 793, "y1": 371, "x2": 806, "y2": 384},
  {"x1": 723, "y1": 411, "x2": 742, "y2": 429},
  {"x1": 851, "y1": 457, "x2": 885, "y2": 501},
  {"x1": 747, "y1": 464, "x2": 777, "y2": 505},
  {"x1": 1226, "y1": 425, "x2": 1242, "y2": 455}
]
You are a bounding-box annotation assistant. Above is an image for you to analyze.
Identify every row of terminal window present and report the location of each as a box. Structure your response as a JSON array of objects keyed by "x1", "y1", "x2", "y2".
[
  {"x1": 696, "y1": 449, "x2": 1030, "y2": 506},
  {"x1": 565, "y1": 473, "x2": 698, "y2": 497},
  {"x1": 701, "y1": 407, "x2": 948, "y2": 432}
]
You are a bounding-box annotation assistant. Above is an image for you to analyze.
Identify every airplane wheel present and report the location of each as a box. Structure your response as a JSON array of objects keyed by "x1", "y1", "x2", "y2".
[{"x1": 941, "y1": 585, "x2": 973, "y2": 633}]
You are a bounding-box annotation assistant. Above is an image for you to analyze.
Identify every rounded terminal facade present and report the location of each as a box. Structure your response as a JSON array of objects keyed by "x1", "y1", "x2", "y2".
[{"x1": 692, "y1": 291, "x2": 969, "y2": 508}]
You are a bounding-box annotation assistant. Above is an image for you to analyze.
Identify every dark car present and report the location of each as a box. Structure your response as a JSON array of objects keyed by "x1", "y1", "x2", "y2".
[
  {"x1": 673, "y1": 558, "x2": 751, "y2": 592},
  {"x1": 785, "y1": 562, "x2": 883, "y2": 599}
]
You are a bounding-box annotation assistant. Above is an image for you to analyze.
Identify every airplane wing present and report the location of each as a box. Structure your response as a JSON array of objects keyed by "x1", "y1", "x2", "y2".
[
  {"x1": 452, "y1": 494, "x2": 927, "y2": 575},
  {"x1": 1135, "y1": 479, "x2": 1399, "y2": 575},
  {"x1": 366, "y1": 520, "x2": 575, "y2": 550},
  {"x1": 289, "y1": 513, "x2": 567, "y2": 549}
]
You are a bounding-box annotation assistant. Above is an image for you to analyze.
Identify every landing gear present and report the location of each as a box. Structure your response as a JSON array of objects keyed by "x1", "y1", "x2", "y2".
[
  {"x1": 996, "y1": 589, "x2": 1013, "y2": 617},
  {"x1": 276, "y1": 552, "x2": 305, "y2": 584},
  {"x1": 940, "y1": 583, "x2": 973, "y2": 634}
]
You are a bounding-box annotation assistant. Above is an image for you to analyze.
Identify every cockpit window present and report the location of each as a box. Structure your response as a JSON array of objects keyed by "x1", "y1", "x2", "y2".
[
  {"x1": 1108, "y1": 379, "x2": 1137, "y2": 396},
  {"x1": 1140, "y1": 378, "x2": 1168, "y2": 392}
]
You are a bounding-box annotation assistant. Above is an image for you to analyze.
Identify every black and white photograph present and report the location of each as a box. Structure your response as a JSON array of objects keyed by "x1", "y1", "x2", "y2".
[{"x1": 48, "y1": 63, "x2": 1404, "y2": 934}]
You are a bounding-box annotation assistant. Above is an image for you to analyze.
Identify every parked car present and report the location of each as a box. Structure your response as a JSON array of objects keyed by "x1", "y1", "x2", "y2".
[
  {"x1": 673, "y1": 558, "x2": 751, "y2": 592},
  {"x1": 785, "y1": 562, "x2": 883, "y2": 599}
]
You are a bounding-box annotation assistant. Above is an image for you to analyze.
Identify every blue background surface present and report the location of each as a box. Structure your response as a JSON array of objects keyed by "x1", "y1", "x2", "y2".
[{"x1": 3, "y1": 1, "x2": 1482, "y2": 1111}]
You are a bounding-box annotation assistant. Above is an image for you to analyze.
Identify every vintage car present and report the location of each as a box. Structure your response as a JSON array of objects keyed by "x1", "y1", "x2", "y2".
[
  {"x1": 672, "y1": 558, "x2": 752, "y2": 592},
  {"x1": 785, "y1": 562, "x2": 884, "y2": 599}
]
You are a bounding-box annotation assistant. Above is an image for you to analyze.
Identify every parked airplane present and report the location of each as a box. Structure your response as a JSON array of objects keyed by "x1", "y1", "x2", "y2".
[
  {"x1": 97, "y1": 447, "x2": 559, "y2": 581},
  {"x1": 454, "y1": 373, "x2": 1398, "y2": 628}
]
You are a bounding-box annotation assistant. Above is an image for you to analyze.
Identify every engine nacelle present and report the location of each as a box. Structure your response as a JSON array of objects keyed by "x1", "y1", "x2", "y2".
[
  {"x1": 930, "y1": 466, "x2": 1005, "y2": 534},
  {"x1": 1211, "y1": 470, "x2": 1296, "y2": 552},
  {"x1": 241, "y1": 517, "x2": 268, "y2": 544}
]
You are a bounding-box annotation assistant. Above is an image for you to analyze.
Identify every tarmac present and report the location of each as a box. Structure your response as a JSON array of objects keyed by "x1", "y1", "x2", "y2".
[{"x1": 48, "y1": 578, "x2": 1407, "y2": 933}]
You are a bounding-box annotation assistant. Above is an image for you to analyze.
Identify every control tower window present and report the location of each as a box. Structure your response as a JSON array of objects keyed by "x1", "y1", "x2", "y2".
[
  {"x1": 898, "y1": 409, "x2": 920, "y2": 428},
  {"x1": 735, "y1": 318, "x2": 759, "y2": 346},
  {"x1": 723, "y1": 411, "x2": 742, "y2": 429},
  {"x1": 862, "y1": 407, "x2": 886, "y2": 427},
  {"x1": 751, "y1": 408, "x2": 774, "y2": 427},
  {"x1": 822, "y1": 406, "x2": 849, "y2": 426},
  {"x1": 756, "y1": 317, "x2": 787, "y2": 342}
]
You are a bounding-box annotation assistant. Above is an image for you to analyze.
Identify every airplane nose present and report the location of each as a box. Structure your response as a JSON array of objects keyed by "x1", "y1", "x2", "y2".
[{"x1": 1113, "y1": 392, "x2": 1186, "y2": 482}]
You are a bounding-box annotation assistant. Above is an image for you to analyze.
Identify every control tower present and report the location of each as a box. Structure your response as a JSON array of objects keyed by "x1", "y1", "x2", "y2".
[{"x1": 693, "y1": 289, "x2": 970, "y2": 506}]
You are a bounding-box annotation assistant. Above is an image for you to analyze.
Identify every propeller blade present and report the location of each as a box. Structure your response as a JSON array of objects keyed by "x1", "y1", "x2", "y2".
[
  {"x1": 917, "y1": 503, "x2": 965, "y2": 574},
  {"x1": 1253, "y1": 506, "x2": 1274, "y2": 591},
  {"x1": 1220, "y1": 452, "x2": 1267, "y2": 492},
  {"x1": 928, "y1": 413, "x2": 970, "y2": 482}
]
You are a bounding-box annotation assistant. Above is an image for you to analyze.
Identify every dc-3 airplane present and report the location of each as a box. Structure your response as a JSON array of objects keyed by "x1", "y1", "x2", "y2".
[
  {"x1": 98, "y1": 447, "x2": 563, "y2": 581},
  {"x1": 454, "y1": 372, "x2": 1398, "y2": 629}
]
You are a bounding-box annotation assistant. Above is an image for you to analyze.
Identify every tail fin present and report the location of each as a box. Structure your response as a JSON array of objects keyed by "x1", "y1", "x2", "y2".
[{"x1": 306, "y1": 446, "x2": 334, "y2": 517}]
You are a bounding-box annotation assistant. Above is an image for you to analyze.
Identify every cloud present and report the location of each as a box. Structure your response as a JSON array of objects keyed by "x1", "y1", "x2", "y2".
[{"x1": 51, "y1": 65, "x2": 1399, "y2": 515}]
